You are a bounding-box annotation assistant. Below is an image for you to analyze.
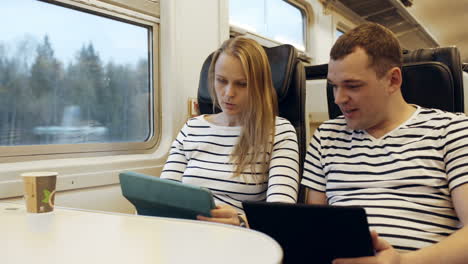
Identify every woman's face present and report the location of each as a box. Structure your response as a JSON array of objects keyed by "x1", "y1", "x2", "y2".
[{"x1": 214, "y1": 53, "x2": 249, "y2": 119}]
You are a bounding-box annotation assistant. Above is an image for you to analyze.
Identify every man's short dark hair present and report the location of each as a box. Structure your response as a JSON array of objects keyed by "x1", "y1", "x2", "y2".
[{"x1": 330, "y1": 22, "x2": 402, "y2": 78}]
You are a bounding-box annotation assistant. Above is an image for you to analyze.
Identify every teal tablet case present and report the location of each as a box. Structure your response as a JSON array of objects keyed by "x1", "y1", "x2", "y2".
[{"x1": 119, "y1": 171, "x2": 215, "y2": 220}]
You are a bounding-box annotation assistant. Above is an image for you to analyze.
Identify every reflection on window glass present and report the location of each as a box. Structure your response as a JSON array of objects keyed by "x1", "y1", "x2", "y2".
[
  {"x1": 229, "y1": 0, "x2": 305, "y2": 50},
  {"x1": 0, "y1": 0, "x2": 151, "y2": 146}
]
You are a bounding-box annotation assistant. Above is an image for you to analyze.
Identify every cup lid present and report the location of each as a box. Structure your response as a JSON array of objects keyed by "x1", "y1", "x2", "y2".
[{"x1": 21, "y1": 172, "x2": 58, "y2": 177}]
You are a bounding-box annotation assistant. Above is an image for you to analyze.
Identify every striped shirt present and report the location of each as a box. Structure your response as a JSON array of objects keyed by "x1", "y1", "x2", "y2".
[
  {"x1": 161, "y1": 115, "x2": 299, "y2": 214},
  {"x1": 301, "y1": 106, "x2": 468, "y2": 252}
]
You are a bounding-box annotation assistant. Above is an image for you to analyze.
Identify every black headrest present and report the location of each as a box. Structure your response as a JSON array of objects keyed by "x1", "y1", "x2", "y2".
[
  {"x1": 403, "y1": 47, "x2": 463, "y2": 112},
  {"x1": 197, "y1": 44, "x2": 297, "y2": 113},
  {"x1": 463, "y1": 63, "x2": 468, "y2": 73},
  {"x1": 401, "y1": 62, "x2": 455, "y2": 112},
  {"x1": 305, "y1": 63, "x2": 328, "y2": 80}
]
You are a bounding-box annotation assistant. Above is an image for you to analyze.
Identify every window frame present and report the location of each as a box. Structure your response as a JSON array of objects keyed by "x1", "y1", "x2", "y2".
[{"x1": 0, "y1": 0, "x2": 161, "y2": 160}]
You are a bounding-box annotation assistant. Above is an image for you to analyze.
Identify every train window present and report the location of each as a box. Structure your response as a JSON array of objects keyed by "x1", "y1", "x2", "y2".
[
  {"x1": 229, "y1": 0, "x2": 306, "y2": 51},
  {"x1": 336, "y1": 28, "x2": 345, "y2": 39},
  {"x1": 0, "y1": 0, "x2": 159, "y2": 157}
]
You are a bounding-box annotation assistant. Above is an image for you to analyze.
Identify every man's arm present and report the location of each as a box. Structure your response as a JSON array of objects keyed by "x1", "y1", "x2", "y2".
[
  {"x1": 401, "y1": 183, "x2": 468, "y2": 264},
  {"x1": 333, "y1": 183, "x2": 468, "y2": 264},
  {"x1": 306, "y1": 188, "x2": 327, "y2": 205}
]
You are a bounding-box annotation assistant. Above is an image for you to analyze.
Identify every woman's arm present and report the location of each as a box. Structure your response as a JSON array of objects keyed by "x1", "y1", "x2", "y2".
[
  {"x1": 160, "y1": 124, "x2": 189, "y2": 182},
  {"x1": 197, "y1": 205, "x2": 245, "y2": 227},
  {"x1": 266, "y1": 120, "x2": 300, "y2": 203}
]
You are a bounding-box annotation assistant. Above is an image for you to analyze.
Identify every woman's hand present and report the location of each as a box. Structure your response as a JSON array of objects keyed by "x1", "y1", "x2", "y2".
[{"x1": 197, "y1": 204, "x2": 242, "y2": 226}]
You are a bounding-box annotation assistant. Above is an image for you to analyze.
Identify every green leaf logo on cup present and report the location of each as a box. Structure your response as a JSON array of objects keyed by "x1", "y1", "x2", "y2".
[{"x1": 41, "y1": 189, "x2": 57, "y2": 207}]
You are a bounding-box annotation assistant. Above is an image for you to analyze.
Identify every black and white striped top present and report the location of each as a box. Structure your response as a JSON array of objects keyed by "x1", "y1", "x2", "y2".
[
  {"x1": 161, "y1": 115, "x2": 299, "y2": 214},
  {"x1": 302, "y1": 106, "x2": 468, "y2": 252}
]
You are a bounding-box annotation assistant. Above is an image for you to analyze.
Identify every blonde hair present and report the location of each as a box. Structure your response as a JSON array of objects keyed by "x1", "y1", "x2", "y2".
[{"x1": 208, "y1": 37, "x2": 278, "y2": 181}]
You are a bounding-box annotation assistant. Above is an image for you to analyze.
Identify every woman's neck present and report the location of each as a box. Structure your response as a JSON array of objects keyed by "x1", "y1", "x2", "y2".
[{"x1": 206, "y1": 112, "x2": 242, "y2": 127}]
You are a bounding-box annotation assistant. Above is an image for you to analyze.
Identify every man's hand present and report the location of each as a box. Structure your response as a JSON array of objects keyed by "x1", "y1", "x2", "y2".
[{"x1": 333, "y1": 231, "x2": 403, "y2": 264}]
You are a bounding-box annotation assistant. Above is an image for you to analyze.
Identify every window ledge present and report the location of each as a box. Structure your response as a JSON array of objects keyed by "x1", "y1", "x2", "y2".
[{"x1": 0, "y1": 151, "x2": 167, "y2": 199}]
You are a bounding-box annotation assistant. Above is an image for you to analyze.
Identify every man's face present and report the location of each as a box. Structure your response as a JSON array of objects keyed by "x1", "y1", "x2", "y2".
[{"x1": 328, "y1": 47, "x2": 391, "y2": 131}]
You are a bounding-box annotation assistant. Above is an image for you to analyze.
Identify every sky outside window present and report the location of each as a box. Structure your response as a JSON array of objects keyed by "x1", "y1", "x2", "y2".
[{"x1": 1, "y1": 0, "x2": 147, "y2": 66}]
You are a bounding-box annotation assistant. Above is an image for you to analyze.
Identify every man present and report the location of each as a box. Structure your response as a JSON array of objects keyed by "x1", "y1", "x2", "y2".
[{"x1": 302, "y1": 22, "x2": 468, "y2": 264}]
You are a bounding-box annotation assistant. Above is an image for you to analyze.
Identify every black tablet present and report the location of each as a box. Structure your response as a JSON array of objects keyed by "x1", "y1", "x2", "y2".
[
  {"x1": 119, "y1": 171, "x2": 215, "y2": 220},
  {"x1": 243, "y1": 201, "x2": 374, "y2": 264}
]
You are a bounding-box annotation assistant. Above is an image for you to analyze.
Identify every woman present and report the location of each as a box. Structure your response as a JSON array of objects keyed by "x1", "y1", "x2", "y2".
[{"x1": 161, "y1": 37, "x2": 299, "y2": 227}]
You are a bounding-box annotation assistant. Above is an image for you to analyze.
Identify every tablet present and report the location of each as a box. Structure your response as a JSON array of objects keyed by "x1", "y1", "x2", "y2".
[
  {"x1": 119, "y1": 171, "x2": 215, "y2": 220},
  {"x1": 243, "y1": 201, "x2": 374, "y2": 264}
]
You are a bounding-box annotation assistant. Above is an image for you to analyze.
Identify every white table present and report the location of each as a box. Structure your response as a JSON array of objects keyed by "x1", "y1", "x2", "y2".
[{"x1": 1, "y1": 203, "x2": 282, "y2": 264}]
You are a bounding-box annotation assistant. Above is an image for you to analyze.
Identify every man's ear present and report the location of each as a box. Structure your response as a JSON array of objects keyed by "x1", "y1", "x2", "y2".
[{"x1": 386, "y1": 67, "x2": 402, "y2": 94}]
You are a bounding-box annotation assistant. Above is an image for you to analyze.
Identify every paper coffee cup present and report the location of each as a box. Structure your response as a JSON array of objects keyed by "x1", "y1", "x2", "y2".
[{"x1": 21, "y1": 172, "x2": 58, "y2": 213}]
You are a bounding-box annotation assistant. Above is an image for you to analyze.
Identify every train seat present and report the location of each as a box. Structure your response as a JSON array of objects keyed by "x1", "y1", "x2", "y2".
[
  {"x1": 197, "y1": 43, "x2": 306, "y2": 201},
  {"x1": 403, "y1": 46, "x2": 464, "y2": 113}
]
